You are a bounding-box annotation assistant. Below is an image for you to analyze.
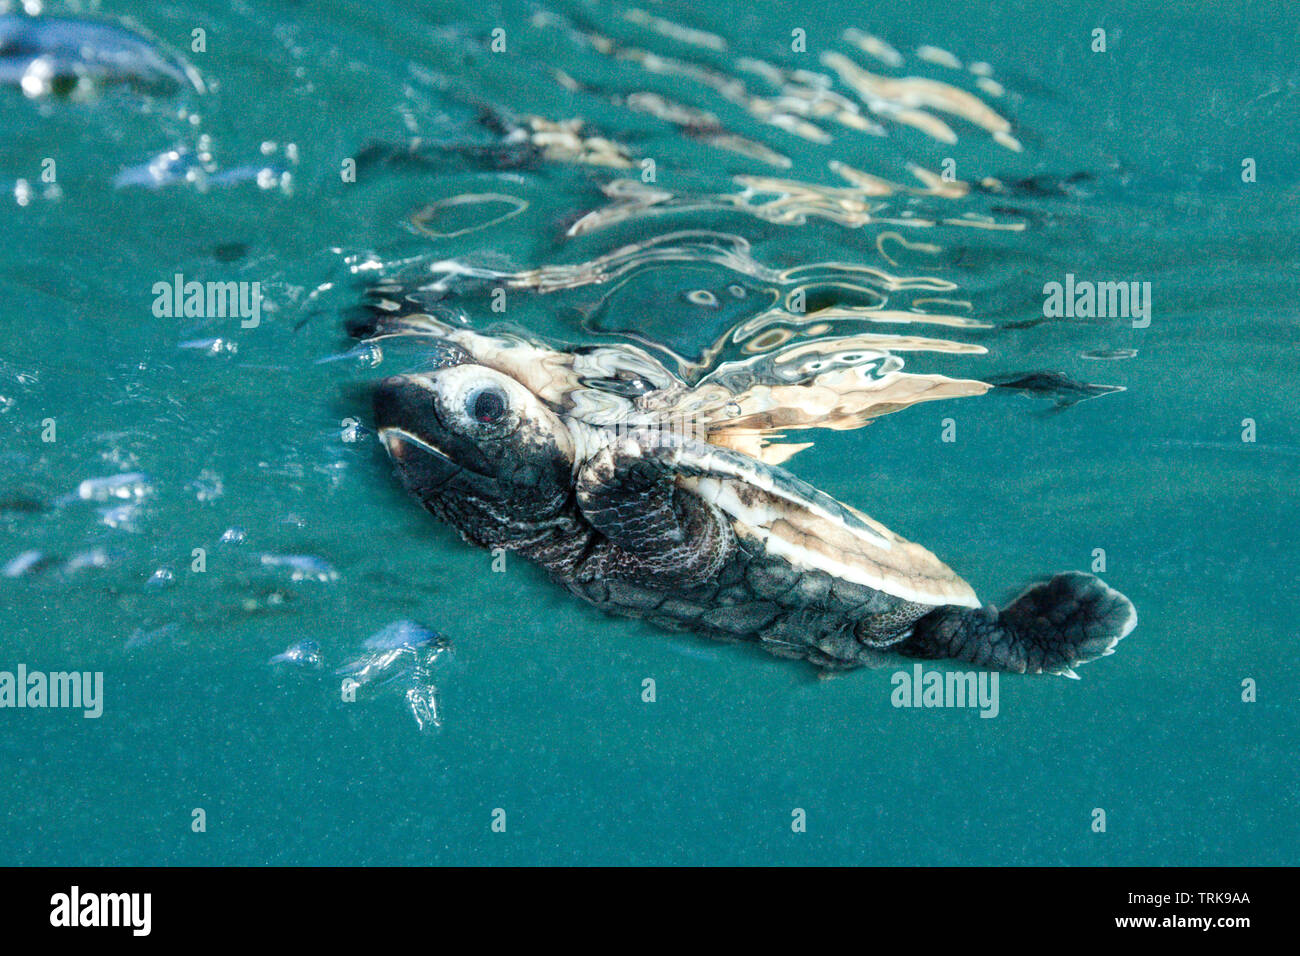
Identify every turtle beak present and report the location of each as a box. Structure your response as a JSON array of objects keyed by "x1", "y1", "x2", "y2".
[
  {"x1": 373, "y1": 375, "x2": 462, "y2": 494},
  {"x1": 377, "y1": 427, "x2": 453, "y2": 466},
  {"x1": 373, "y1": 374, "x2": 434, "y2": 437}
]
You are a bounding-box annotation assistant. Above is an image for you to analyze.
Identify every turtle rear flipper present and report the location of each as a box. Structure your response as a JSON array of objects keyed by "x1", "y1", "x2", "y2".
[{"x1": 899, "y1": 572, "x2": 1135, "y2": 675}]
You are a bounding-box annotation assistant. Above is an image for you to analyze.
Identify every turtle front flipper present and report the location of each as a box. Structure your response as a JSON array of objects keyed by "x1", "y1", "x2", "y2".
[
  {"x1": 575, "y1": 430, "x2": 734, "y2": 587},
  {"x1": 898, "y1": 572, "x2": 1137, "y2": 676}
]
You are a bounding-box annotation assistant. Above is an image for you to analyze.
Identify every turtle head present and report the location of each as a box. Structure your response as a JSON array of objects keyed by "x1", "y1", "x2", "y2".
[{"x1": 373, "y1": 364, "x2": 577, "y2": 548}]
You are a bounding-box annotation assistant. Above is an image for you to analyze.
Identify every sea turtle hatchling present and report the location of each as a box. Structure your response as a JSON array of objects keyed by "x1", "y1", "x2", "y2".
[{"x1": 365, "y1": 313, "x2": 1136, "y2": 675}]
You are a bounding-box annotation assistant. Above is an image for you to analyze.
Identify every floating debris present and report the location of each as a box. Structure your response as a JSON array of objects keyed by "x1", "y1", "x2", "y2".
[
  {"x1": 99, "y1": 502, "x2": 142, "y2": 530},
  {"x1": 336, "y1": 621, "x2": 455, "y2": 732},
  {"x1": 145, "y1": 567, "x2": 175, "y2": 589},
  {"x1": 270, "y1": 639, "x2": 322, "y2": 668},
  {"x1": 65, "y1": 548, "x2": 111, "y2": 572},
  {"x1": 360, "y1": 619, "x2": 439, "y2": 651},
  {"x1": 2, "y1": 550, "x2": 47, "y2": 578},
  {"x1": 241, "y1": 591, "x2": 288, "y2": 614},
  {"x1": 114, "y1": 147, "x2": 290, "y2": 191},
  {"x1": 8, "y1": 175, "x2": 60, "y2": 206},
  {"x1": 125, "y1": 622, "x2": 180, "y2": 651},
  {"x1": 178, "y1": 337, "x2": 239, "y2": 356},
  {"x1": 114, "y1": 148, "x2": 205, "y2": 189},
  {"x1": 68, "y1": 471, "x2": 152, "y2": 503},
  {"x1": 259, "y1": 554, "x2": 339, "y2": 582},
  {"x1": 186, "y1": 470, "x2": 225, "y2": 502}
]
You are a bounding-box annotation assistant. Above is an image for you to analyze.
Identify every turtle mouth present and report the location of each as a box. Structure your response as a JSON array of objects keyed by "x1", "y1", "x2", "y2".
[
  {"x1": 378, "y1": 427, "x2": 455, "y2": 466},
  {"x1": 373, "y1": 373, "x2": 462, "y2": 470},
  {"x1": 377, "y1": 426, "x2": 467, "y2": 503}
]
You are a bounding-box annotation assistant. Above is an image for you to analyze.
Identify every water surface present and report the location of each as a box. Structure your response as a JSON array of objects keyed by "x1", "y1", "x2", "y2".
[{"x1": 1, "y1": 0, "x2": 1296, "y2": 865}]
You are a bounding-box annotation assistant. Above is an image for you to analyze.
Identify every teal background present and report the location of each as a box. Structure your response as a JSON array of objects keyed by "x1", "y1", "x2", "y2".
[{"x1": 0, "y1": 0, "x2": 1296, "y2": 864}]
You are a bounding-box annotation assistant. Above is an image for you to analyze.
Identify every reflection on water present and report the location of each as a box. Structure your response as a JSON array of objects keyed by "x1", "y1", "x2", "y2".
[
  {"x1": 344, "y1": 6, "x2": 1122, "y2": 471},
  {"x1": 535, "y1": 10, "x2": 1019, "y2": 150},
  {"x1": 350, "y1": 309, "x2": 1063, "y2": 481},
  {"x1": 565, "y1": 167, "x2": 1026, "y2": 236}
]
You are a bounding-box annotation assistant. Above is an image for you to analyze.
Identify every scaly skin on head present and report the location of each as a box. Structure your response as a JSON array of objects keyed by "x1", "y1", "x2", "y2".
[{"x1": 373, "y1": 366, "x2": 584, "y2": 552}]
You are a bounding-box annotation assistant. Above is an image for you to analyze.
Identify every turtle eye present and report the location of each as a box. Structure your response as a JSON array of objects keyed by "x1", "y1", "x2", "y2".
[{"x1": 467, "y1": 386, "x2": 507, "y2": 425}]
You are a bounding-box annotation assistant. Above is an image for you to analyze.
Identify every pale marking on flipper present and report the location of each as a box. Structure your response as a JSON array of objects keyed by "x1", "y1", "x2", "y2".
[
  {"x1": 1035, "y1": 574, "x2": 1137, "y2": 674},
  {"x1": 1087, "y1": 576, "x2": 1139, "y2": 658},
  {"x1": 653, "y1": 432, "x2": 895, "y2": 549},
  {"x1": 688, "y1": 476, "x2": 981, "y2": 608}
]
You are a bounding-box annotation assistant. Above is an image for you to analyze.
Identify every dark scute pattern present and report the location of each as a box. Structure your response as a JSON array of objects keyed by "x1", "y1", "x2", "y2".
[
  {"x1": 576, "y1": 435, "x2": 734, "y2": 587},
  {"x1": 564, "y1": 539, "x2": 928, "y2": 668}
]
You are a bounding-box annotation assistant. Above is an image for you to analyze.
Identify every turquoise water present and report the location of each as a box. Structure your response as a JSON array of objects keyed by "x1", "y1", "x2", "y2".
[{"x1": 1, "y1": 0, "x2": 1297, "y2": 865}]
